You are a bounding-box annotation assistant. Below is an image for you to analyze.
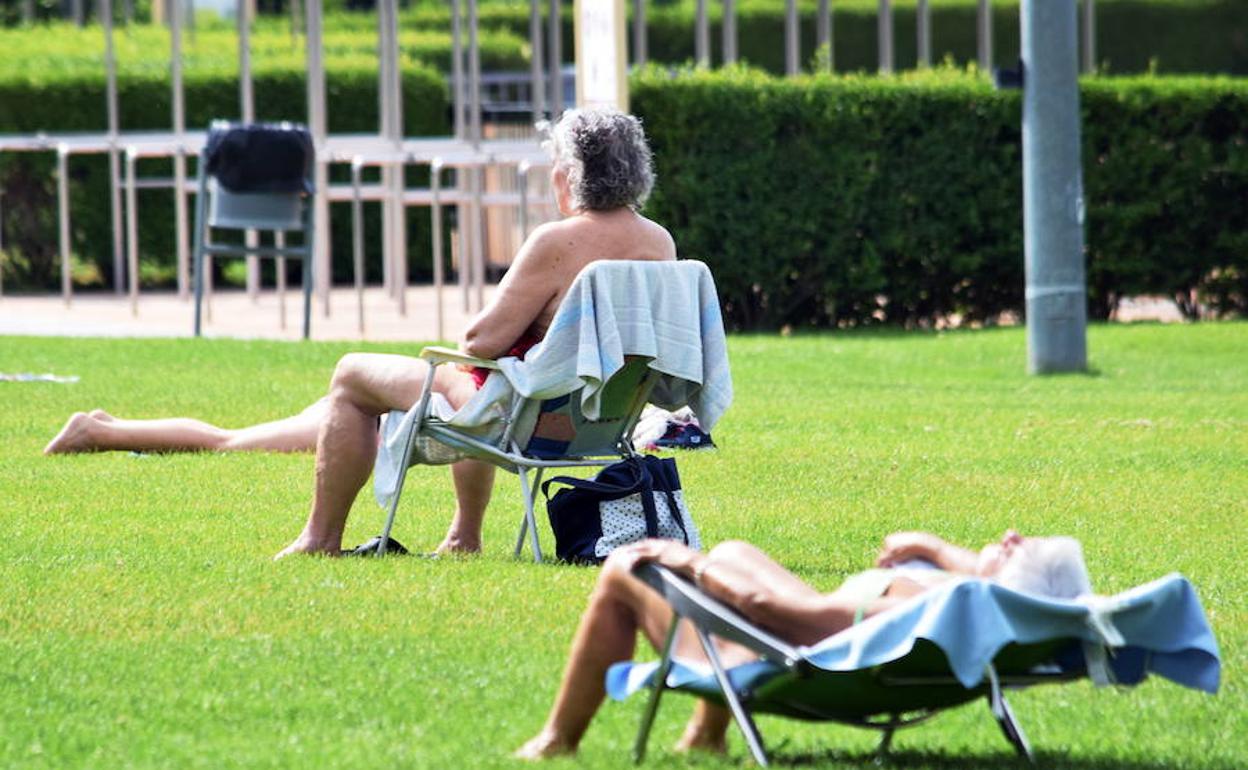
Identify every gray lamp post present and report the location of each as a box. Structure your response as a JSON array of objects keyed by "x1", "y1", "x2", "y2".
[{"x1": 1022, "y1": 0, "x2": 1087, "y2": 374}]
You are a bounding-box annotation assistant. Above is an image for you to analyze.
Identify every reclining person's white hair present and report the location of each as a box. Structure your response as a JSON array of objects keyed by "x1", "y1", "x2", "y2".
[
  {"x1": 541, "y1": 107, "x2": 655, "y2": 212},
  {"x1": 995, "y1": 536, "x2": 1093, "y2": 599}
]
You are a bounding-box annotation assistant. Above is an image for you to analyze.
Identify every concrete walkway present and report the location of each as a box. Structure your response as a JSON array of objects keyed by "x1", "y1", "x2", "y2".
[
  {"x1": 0, "y1": 285, "x2": 1184, "y2": 342},
  {"x1": 0, "y1": 284, "x2": 497, "y2": 343}
]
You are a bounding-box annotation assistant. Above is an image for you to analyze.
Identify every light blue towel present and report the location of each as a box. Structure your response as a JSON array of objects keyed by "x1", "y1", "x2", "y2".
[
  {"x1": 374, "y1": 259, "x2": 733, "y2": 508},
  {"x1": 495, "y1": 259, "x2": 732, "y2": 429},
  {"x1": 607, "y1": 573, "x2": 1220, "y2": 702}
]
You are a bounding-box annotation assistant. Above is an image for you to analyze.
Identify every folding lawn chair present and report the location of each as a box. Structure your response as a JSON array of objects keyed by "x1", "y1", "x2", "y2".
[
  {"x1": 610, "y1": 564, "x2": 1220, "y2": 766},
  {"x1": 369, "y1": 260, "x2": 733, "y2": 562},
  {"x1": 192, "y1": 121, "x2": 316, "y2": 339}
]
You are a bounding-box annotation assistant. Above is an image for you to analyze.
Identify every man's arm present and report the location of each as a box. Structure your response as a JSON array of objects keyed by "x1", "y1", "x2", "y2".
[
  {"x1": 875, "y1": 531, "x2": 979, "y2": 574},
  {"x1": 459, "y1": 225, "x2": 560, "y2": 358}
]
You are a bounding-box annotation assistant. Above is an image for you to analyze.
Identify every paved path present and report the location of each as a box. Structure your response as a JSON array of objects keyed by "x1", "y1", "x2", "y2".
[
  {"x1": 0, "y1": 285, "x2": 496, "y2": 343},
  {"x1": 0, "y1": 286, "x2": 1183, "y2": 342}
]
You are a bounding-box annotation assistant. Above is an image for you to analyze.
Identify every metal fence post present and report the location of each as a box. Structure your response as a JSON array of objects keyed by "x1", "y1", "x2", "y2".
[
  {"x1": 57, "y1": 145, "x2": 71, "y2": 306},
  {"x1": 695, "y1": 0, "x2": 709, "y2": 68},
  {"x1": 103, "y1": 0, "x2": 126, "y2": 296},
  {"x1": 784, "y1": 0, "x2": 798, "y2": 75},
  {"x1": 530, "y1": 0, "x2": 546, "y2": 120},
  {"x1": 124, "y1": 146, "x2": 140, "y2": 316},
  {"x1": 239, "y1": 0, "x2": 261, "y2": 302},
  {"x1": 817, "y1": 0, "x2": 832, "y2": 72},
  {"x1": 548, "y1": 0, "x2": 563, "y2": 117},
  {"x1": 171, "y1": 0, "x2": 189, "y2": 300},
  {"x1": 1082, "y1": 0, "x2": 1096, "y2": 74},
  {"x1": 978, "y1": 0, "x2": 993, "y2": 72},
  {"x1": 877, "y1": 0, "x2": 893, "y2": 74},
  {"x1": 917, "y1": 0, "x2": 931, "y2": 68},
  {"x1": 634, "y1": 0, "x2": 648, "y2": 67}
]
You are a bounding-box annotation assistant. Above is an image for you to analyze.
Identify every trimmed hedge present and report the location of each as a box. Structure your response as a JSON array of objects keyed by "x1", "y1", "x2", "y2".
[
  {"x1": 0, "y1": 23, "x2": 529, "y2": 85},
  {"x1": 388, "y1": 0, "x2": 1248, "y2": 77},
  {"x1": 630, "y1": 67, "x2": 1248, "y2": 328},
  {"x1": 644, "y1": 0, "x2": 1248, "y2": 76}
]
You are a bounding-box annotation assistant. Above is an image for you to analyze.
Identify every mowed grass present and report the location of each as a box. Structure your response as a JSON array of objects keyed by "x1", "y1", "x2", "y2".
[{"x1": 0, "y1": 324, "x2": 1244, "y2": 769}]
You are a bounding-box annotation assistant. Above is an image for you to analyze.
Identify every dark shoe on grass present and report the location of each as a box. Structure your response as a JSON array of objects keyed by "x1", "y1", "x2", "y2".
[{"x1": 342, "y1": 535, "x2": 410, "y2": 557}]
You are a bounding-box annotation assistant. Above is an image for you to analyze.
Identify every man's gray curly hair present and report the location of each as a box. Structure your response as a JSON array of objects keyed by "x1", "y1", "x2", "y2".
[{"x1": 540, "y1": 107, "x2": 655, "y2": 212}]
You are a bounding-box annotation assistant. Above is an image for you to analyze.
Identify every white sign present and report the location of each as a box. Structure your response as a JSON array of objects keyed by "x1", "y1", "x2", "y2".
[{"x1": 575, "y1": 0, "x2": 628, "y2": 111}]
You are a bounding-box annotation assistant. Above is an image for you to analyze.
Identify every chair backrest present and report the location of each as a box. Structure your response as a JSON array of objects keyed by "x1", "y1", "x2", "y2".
[
  {"x1": 509, "y1": 258, "x2": 725, "y2": 461},
  {"x1": 207, "y1": 182, "x2": 306, "y2": 231},
  {"x1": 202, "y1": 121, "x2": 314, "y2": 231},
  {"x1": 523, "y1": 357, "x2": 658, "y2": 460}
]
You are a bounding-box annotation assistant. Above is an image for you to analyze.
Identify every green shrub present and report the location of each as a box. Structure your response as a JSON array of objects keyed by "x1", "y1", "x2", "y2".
[
  {"x1": 0, "y1": 23, "x2": 529, "y2": 83},
  {"x1": 385, "y1": 0, "x2": 1248, "y2": 77},
  {"x1": 644, "y1": 0, "x2": 1248, "y2": 76},
  {"x1": 631, "y1": 66, "x2": 1248, "y2": 329}
]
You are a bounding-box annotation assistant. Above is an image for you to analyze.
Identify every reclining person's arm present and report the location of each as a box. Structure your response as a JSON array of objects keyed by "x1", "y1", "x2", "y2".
[{"x1": 875, "y1": 531, "x2": 978, "y2": 574}]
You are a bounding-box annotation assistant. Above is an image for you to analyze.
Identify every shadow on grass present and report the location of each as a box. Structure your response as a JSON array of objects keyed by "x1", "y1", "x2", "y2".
[{"x1": 771, "y1": 748, "x2": 1238, "y2": 769}]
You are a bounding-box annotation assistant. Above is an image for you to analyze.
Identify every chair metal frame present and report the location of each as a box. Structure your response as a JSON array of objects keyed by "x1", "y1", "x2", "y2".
[
  {"x1": 191, "y1": 129, "x2": 315, "y2": 340},
  {"x1": 372, "y1": 346, "x2": 660, "y2": 562},
  {"x1": 630, "y1": 564, "x2": 1085, "y2": 767}
]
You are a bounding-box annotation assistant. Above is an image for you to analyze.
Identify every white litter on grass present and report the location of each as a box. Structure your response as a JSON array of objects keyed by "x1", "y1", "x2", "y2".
[{"x1": 0, "y1": 372, "x2": 79, "y2": 383}]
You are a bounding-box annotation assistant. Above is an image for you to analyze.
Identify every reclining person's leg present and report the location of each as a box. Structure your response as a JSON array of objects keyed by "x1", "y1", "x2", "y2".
[
  {"x1": 44, "y1": 399, "x2": 327, "y2": 455},
  {"x1": 515, "y1": 549, "x2": 754, "y2": 759},
  {"x1": 275, "y1": 353, "x2": 476, "y2": 558}
]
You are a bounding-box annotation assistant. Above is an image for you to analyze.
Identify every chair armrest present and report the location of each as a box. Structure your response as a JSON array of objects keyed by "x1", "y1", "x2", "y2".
[
  {"x1": 419, "y1": 345, "x2": 499, "y2": 370},
  {"x1": 633, "y1": 563, "x2": 810, "y2": 675}
]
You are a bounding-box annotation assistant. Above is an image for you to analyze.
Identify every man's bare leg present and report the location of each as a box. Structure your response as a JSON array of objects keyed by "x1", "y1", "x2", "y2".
[
  {"x1": 274, "y1": 354, "x2": 476, "y2": 559},
  {"x1": 436, "y1": 460, "x2": 496, "y2": 554},
  {"x1": 44, "y1": 401, "x2": 327, "y2": 455}
]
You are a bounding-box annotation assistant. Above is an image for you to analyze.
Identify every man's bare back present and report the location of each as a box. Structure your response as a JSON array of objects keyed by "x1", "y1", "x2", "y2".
[{"x1": 461, "y1": 207, "x2": 675, "y2": 358}]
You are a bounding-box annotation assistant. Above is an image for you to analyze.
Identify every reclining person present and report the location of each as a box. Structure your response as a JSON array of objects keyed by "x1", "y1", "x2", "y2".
[
  {"x1": 515, "y1": 529, "x2": 1092, "y2": 759},
  {"x1": 45, "y1": 107, "x2": 676, "y2": 558}
]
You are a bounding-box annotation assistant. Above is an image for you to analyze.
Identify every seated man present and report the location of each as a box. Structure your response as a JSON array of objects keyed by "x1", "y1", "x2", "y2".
[
  {"x1": 272, "y1": 107, "x2": 675, "y2": 558},
  {"x1": 514, "y1": 530, "x2": 1092, "y2": 759}
]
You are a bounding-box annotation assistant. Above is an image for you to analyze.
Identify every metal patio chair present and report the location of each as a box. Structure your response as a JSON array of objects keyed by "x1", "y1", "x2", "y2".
[
  {"x1": 192, "y1": 121, "x2": 316, "y2": 339},
  {"x1": 369, "y1": 259, "x2": 733, "y2": 562},
  {"x1": 612, "y1": 565, "x2": 1220, "y2": 766}
]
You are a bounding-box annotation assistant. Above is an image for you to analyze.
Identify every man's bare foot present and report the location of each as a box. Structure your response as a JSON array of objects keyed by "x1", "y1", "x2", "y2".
[
  {"x1": 434, "y1": 533, "x2": 482, "y2": 556},
  {"x1": 273, "y1": 536, "x2": 341, "y2": 560},
  {"x1": 44, "y1": 412, "x2": 99, "y2": 455},
  {"x1": 513, "y1": 731, "x2": 575, "y2": 760}
]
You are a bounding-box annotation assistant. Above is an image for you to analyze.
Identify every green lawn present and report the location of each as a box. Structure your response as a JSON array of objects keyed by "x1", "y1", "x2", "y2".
[{"x1": 1, "y1": 324, "x2": 1244, "y2": 769}]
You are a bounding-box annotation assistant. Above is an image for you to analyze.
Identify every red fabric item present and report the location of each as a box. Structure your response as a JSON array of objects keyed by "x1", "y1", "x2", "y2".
[{"x1": 470, "y1": 332, "x2": 543, "y2": 389}]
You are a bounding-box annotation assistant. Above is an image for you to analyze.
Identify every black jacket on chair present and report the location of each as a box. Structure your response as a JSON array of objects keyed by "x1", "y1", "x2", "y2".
[{"x1": 204, "y1": 123, "x2": 315, "y2": 195}]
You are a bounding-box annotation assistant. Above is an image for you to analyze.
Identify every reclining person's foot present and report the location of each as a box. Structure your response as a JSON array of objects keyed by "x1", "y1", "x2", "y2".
[
  {"x1": 513, "y1": 731, "x2": 575, "y2": 760},
  {"x1": 673, "y1": 731, "x2": 727, "y2": 755},
  {"x1": 44, "y1": 412, "x2": 99, "y2": 455}
]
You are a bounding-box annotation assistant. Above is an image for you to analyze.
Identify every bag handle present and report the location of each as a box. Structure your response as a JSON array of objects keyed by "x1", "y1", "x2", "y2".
[
  {"x1": 541, "y1": 456, "x2": 647, "y2": 501},
  {"x1": 662, "y1": 487, "x2": 690, "y2": 546},
  {"x1": 637, "y1": 468, "x2": 660, "y2": 539}
]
